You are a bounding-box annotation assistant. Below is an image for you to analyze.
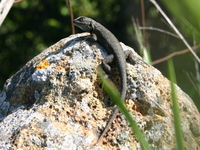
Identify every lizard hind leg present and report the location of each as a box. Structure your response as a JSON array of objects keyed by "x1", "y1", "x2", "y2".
[
  {"x1": 100, "y1": 54, "x2": 114, "y2": 78},
  {"x1": 124, "y1": 49, "x2": 149, "y2": 66},
  {"x1": 124, "y1": 50, "x2": 137, "y2": 64}
]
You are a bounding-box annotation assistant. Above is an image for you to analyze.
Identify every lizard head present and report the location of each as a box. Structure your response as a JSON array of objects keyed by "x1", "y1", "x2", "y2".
[{"x1": 74, "y1": 16, "x2": 93, "y2": 32}]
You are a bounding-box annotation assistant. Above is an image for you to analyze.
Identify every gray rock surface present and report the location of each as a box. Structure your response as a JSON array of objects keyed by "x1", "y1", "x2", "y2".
[{"x1": 0, "y1": 33, "x2": 200, "y2": 150}]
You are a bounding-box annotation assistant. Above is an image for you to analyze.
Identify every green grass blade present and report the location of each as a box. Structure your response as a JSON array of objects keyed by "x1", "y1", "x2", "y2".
[
  {"x1": 168, "y1": 59, "x2": 184, "y2": 150},
  {"x1": 132, "y1": 21, "x2": 152, "y2": 64},
  {"x1": 97, "y1": 67, "x2": 152, "y2": 150}
]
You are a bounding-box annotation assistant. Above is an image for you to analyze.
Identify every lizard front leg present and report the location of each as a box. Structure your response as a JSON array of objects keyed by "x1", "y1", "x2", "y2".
[{"x1": 84, "y1": 32, "x2": 98, "y2": 47}]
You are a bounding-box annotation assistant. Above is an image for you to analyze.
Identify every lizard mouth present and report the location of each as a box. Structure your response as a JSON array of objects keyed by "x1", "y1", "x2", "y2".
[{"x1": 73, "y1": 19, "x2": 82, "y2": 28}]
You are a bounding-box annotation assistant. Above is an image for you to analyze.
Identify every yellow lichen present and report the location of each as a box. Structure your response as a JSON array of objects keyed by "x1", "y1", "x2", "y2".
[{"x1": 35, "y1": 60, "x2": 50, "y2": 70}]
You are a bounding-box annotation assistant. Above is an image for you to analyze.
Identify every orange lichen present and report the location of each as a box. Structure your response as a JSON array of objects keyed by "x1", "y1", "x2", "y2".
[{"x1": 35, "y1": 60, "x2": 50, "y2": 70}]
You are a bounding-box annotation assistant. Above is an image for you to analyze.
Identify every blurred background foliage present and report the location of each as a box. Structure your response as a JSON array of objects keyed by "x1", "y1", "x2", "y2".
[{"x1": 0, "y1": 0, "x2": 199, "y2": 110}]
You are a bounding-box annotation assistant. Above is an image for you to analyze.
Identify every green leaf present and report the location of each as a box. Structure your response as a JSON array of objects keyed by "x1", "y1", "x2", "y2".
[{"x1": 168, "y1": 59, "x2": 184, "y2": 150}]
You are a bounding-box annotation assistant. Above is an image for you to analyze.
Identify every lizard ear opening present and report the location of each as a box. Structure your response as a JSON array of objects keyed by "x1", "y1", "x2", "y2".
[{"x1": 89, "y1": 21, "x2": 94, "y2": 31}]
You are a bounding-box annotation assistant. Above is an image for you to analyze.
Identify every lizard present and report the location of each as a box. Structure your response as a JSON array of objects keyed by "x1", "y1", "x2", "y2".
[{"x1": 73, "y1": 16, "x2": 128, "y2": 143}]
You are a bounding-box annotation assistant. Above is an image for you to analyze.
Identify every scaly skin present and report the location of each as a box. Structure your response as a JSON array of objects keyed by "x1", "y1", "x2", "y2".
[{"x1": 74, "y1": 16, "x2": 127, "y2": 143}]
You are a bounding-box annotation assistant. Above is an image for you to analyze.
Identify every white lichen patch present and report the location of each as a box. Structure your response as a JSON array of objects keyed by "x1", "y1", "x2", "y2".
[
  {"x1": 74, "y1": 78, "x2": 93, "y2": 94},
  {"x1": 32, "y1": 67, "x2": 53, "y2": 82}
]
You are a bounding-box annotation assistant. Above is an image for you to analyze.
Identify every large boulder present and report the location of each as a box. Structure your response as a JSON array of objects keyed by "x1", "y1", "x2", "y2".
[{"x1": 0, "y1": 33, "x2": 199, "y2": 150}]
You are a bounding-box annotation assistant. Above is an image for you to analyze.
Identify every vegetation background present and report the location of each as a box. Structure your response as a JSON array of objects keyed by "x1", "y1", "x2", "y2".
[{"x1": 0, "y1": 0, "x2": 199, "y2": 110}]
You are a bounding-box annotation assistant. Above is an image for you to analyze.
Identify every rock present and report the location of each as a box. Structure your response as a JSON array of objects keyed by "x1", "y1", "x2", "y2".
[{"x1": 0, "y1": 33, "x2": 199, "y2": 150}]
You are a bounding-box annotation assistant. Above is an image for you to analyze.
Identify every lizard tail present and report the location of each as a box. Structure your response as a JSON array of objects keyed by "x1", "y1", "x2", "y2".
[
  {"x1": 119, "y1": 70, "x2": 127, "y2": 103},
  {"x1": 96, "y1": 107, "x2": 119, "y2": 143},
  {"x1": 96, "y1": 75, "x2": 127, "y2": 143}
]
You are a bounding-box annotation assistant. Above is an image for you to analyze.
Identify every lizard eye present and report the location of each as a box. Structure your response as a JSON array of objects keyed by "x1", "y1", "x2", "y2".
[{"x1": 78, "y1": 17, "x2": 84, "y2": 22}]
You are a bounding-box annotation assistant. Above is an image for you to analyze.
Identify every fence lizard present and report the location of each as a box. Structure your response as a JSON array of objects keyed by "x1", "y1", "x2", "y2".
[{"x1": 74, "y1": 16, "x2": 128, "y2": 143}]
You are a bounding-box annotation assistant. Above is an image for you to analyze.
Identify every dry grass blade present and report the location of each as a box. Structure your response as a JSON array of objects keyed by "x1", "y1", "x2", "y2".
[
  {"x1": 152, "y1": 45, "x2": 200, "y2": 65},
  {"x1": 0, "y1": 0, "x2": 15, "y2": 26},
  {"x1": 149, "y1": 0, "x2": 200, "y2": 64}
]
